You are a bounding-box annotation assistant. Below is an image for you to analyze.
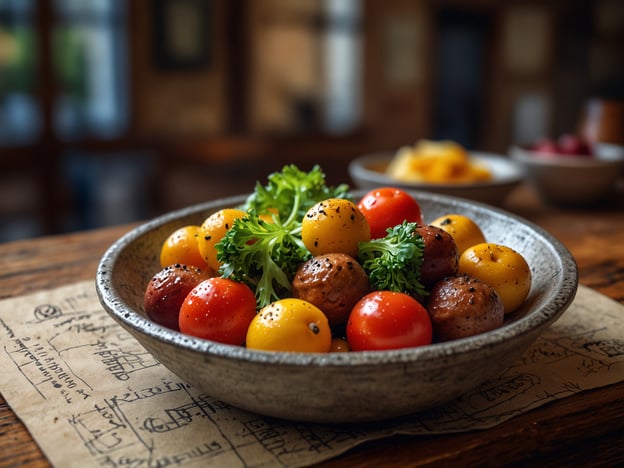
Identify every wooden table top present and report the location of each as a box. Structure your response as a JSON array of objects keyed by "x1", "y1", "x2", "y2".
[{"x1": 1, "y1": 183, "x2": 623, "y2": 467}]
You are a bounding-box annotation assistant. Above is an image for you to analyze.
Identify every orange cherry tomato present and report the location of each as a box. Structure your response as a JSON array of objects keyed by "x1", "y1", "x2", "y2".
[
  {"x1": 197, "y1": 208, "x2": 247, "y2": 271},
  {"x1": 160, "y1": 225, "x2": 206, "y2": 269}
]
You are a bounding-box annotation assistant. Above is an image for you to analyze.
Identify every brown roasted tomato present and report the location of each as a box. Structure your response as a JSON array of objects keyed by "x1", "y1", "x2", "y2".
[
  {"x1": 415, "y1": 224, "x2": 459, "y2": 288},
  {"x1": 144, "y1": 264, "x2": 213, "y2": 331},
  {"x1": 292, "y1": 252, "x2": 370, "y2": 326},
  {"x1": 426, "y1": 274, "x2": 504, "y2": 342}
]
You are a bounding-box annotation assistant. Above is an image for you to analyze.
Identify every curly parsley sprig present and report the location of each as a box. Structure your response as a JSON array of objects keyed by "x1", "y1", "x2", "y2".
[
  {"x1": 357, "y1": 221, "x2": 428, "y2": 297},
  {"x1": 217, "y1": 165, "x2": 351, "y2": 309},
  {"x1": 243, "y1": 164, "x2": 350, "y2": 229},
  {"x1": 217, "y1": 211, "x2": 310, "y2": 308}
]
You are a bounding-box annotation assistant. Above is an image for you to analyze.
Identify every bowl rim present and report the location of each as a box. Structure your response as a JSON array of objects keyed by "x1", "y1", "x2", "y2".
[
  {"x1": 96, "y1": 190, "x2": 578, "y2": 368},
  {"x1": 349, "y1": 151, "x2": 525, "y2": 189},
  {"x1": 510, "y1": 144, "x2": 624, "y2": 168}
]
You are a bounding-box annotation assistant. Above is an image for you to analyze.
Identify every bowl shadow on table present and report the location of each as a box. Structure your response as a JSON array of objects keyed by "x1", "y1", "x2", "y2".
[{"x1": 96, "y1": 189, "x2": 579, "y2": 423}]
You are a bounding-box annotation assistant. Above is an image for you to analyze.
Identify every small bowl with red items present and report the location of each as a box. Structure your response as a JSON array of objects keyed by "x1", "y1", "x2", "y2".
[
  {"x1": 510, "y1": 134, "x2": 624, "y2": 206},
  {"x1": 96, "y1": 165, "x2": 578, "y2": 423}
]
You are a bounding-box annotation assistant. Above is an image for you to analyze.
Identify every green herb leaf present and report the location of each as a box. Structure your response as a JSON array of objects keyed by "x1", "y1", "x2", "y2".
[
  {"x1": 217, "y1": 211, "x2": 311, "y2": 309},
  {"x1": 357, "y1": 221, "x2": 428, "y2": 297},
  {"x1": 243, "y1": 164, "x2": 350, "y2": 228},
  {"x1": 218, "y1": 165, "x2": 350, "y2": 309}
]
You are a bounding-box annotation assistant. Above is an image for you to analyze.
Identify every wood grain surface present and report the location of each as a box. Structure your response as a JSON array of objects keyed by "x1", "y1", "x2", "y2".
[{"x1": 1, "y1": 183, "x2": 623, "y2": 467}]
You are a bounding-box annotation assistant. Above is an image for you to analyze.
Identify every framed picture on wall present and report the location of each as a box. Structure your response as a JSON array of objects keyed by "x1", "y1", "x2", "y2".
[{"x1": 153, "y1": 0, "x2": 211, "y2": 70}]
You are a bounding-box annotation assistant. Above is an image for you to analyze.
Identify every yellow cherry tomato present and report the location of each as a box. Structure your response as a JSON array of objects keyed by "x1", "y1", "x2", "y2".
[
  {"x1": 197, "y1": 208, "x2": 247, "y2": 271},
  {"x1": 458, "y1": 242, "x2": 531, "y2": 314},
  {"x1": 430, "y1": 213, "x2": 486, "y2": 255},
  {"x1": 160, "y1": 225, "x2": 206, "y2": 269},
  {"x1": 301, "y1": 198, "x2": 370, "y2": 258},
  {"x1": 246, "y1": 298, "x2": 332, "y2": 353}
]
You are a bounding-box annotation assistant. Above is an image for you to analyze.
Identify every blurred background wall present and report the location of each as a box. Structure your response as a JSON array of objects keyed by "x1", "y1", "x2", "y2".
[{"x1": 1, "y1": 0, "x2": 623, "y2": 242}]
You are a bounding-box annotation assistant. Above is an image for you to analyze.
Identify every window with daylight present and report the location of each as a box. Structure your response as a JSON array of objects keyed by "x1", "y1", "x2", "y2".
[{"x1": 0, "y1": 0, "x2": 129, "y2": 147}]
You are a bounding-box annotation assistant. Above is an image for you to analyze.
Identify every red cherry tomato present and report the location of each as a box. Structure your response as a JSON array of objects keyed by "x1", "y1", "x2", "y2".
[
  {"x1": 179, "y1": 277, "x2": 257, "y2": 345},
  {"x1": 346, "y1": 291, "x2": 432, "y2": 351},
  {"x1": 358, "y1": 187, "x2": 423, "y2": 239}
]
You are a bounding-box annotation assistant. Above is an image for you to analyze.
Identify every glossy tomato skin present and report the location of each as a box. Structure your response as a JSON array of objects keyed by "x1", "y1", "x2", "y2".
[
  {"x1": 301, "y1": 198, "x2": 370, "y2": 258},
  {"x1": 179, "y1": 277, "x2": 257, "y2": 345},
  {"x1": 197, "y1": 209, "x2": 247, "y2": 271},
  {"x1": 144, "y1": 264, "x2": 213, "y2": 331},
  {"x1": 246, "y1": 298, "x2": 332, "y2": 353},
  {"x1": 458, "y1": 242, "x2": 531, "y2": 315},
  {"x1": 358, "y1": 188, "x2": 423, "y2": 239},
  {"x1": 160, "y1": 225, "x2": 206, "y2": 269},
  {"x1": 347, "y1": 291, "x2": 432, "y2": 351}
]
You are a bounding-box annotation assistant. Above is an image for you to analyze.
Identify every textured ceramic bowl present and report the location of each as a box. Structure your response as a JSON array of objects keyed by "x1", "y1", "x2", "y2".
[
  {"x1": 509, "y1": 144, "x2": 624, "y2": 205},
  {"x1": 96, "y1": 191, "x2": 578, "y2": 423},
  {"x1": 348, "y1": 152, "x2": 524, "y2": 205}
]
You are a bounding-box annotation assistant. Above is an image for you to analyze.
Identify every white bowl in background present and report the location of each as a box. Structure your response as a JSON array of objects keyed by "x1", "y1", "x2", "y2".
[
  {"x1": 348, "y1": 152, "x2": 524, "y2": 206},
  {"x1": 509, "y1": 144, "x2": 624, "y2": 206}
]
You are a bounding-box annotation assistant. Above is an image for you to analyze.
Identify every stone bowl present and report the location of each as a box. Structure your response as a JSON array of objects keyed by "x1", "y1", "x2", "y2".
[
  {"x1": 349, "y1": 152, "x2": 524, "y2": 206},
  {"x1": 95, "y1": 191, "x2": 578, "y2": 423}
]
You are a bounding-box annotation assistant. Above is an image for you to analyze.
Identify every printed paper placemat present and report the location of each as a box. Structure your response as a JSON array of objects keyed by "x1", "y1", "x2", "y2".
[{"x1": 1, "y1": 282, "x2": 623, "y2": 467}]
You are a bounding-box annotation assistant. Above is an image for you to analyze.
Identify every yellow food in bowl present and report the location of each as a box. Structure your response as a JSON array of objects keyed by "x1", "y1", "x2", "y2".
[{"x1": 386, "y1": 140, "x2": 492, "y2": 183}]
